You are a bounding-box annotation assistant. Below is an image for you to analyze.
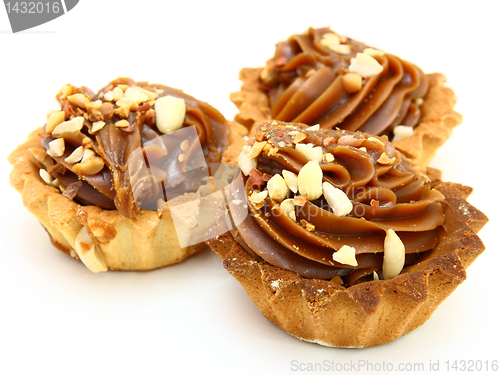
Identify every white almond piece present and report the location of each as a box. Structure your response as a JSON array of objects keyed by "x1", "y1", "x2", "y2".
[
  {"x1": 348, "y1": 52, "x2": 384, "y2": 78},
  {"x1": 306, "y1": 124, "x2": 320, "y2": 131},
  {"x1": 124, "y1": 86, "x2": 158, "y2": 104},
  {"x1": 237, "y1": 145, "x2": 257, "y2": 176},
  {"x1": 67, "y1": 93, "x2": 89, "y2": 109},
  {"x1": 382, "y1": 229, "x2": 405, "y2": 280},
  {"x1": 74, "y1": 227, "x2": 108, "y2": 273},
  {"x1": 322, "y1": 33, "x2": 341, "y2": 45},
  {"x1": 282, "y1": 170, "x2": 298, "y2": 193},
  {"x1": 90, "y1": 121, "x2": 106, "y2": 134},
  {"x1": 103, "y1": 91, "x2": 115, "y2": 101},
  {"x1": 52, "y1": 116, "x2": 84, "y2": 135},
  {"x1": 47, "y1": 138, "x2": 65, "y2": 158},
  {"x1": 296, "y1": 143, "x2": 324, "y2": 163},
  {"x1": 248, "y1": 190, "x2": 268, "y2": 209},
  {"x1": 64, "y1": 146, "x2": 84, "y2": 164},
  {"x1": 46, "y1": 111, "x2": 66, "y2": 134},
  {"x1": 323, "y1": 153, "x2": 335, "y2": 163},
  {"x1": 280, "y1": 198, "x2": 296, "y2": 221},
  {"x1": 331, "y1": 44, "x2": 351, "y2": 55},
  {"x1": 39, "y1": 169, "x2": 53, "y2": 184},
  {"x1": 392, "y1": 125, "x2": 414, "y2": 142},
  {"x1": 112, "y1": 87, "x2": 124, "y2": 101},
  {"x1": 298, "y1": 161, "x2": 323, "y2": 200},
  {"x1": 267, "y1": 174, "x2": 289, "y2": 202},
  {"x1": 332, "y1": 245, "x2": 358, "y2": 266},
  {"x1": 363, "y1": 47, "x2": 385, "y2": 57},
  {"x1": 322, "y1": 182, "x2": 353, "y2": 216},
  {"x1": 155, "y1": 95, "x2": 186, "y2": 134}
]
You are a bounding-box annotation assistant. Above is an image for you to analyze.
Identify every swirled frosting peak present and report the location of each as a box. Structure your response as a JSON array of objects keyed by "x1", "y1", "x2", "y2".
[
  {"x1": 260, "y1": 27, "x2": 429, "y2": 138},
  {"x1": 236, "y1": 120, "x2": 445, "y2": 285}
]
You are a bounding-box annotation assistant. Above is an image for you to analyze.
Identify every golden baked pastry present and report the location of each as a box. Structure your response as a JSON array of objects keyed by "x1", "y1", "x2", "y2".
[
  {"x1": 230, "y1": 27, "x2": 462, "y2": 165},
  {"x1": 206, "y1": 120, "x2": 487, "y2": 347},
  {"x1": 9, "y1": 78, "x2": 247, "y2": 272}
]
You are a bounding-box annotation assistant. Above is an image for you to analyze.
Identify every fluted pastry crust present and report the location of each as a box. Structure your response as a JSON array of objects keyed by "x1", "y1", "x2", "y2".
[{"x1": 207, "y1": 172, "x2": 487, "y2": 347}]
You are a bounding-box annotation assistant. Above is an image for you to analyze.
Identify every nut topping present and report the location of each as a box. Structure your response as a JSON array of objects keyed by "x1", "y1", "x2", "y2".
[
  {"x1": 282, "y1": 170, "x2": 298, "y2": 193},
  {"x1": 39, "y1": 169, "x2": 53, "y2": 184},
  {"x1": 51, "y1": 116, "x2": 84, "y2": 136},
  {"x1": 64, "y1": 146, "x2": 84, "y2": 164},
  {"x1": 392, "y1": 125, "x2": 414, "y2": 142},
  {"x1": 296, "y1": 143, "x2": 323, "y2": 163},
  {"x1": 67, "y1": 93, "x2": 90, "y2": 109},
  {"x1": 377, "y1": 152, "x2": 396, "y2": 165},
  {"x1": 46, "y1": 111, "x2": 66, "y2": 134},
  {"x1": 237, "y1": 145, "x2": 258, "y2": 176},
  {"x1": 348, "y1": 52, "x2": 383, "y2": 78},
  {"x1": 90, "y1": 121, "x2": 106, "y2": 134},
  {"x1": 322, "y1": 182, "x2": 353, "y2": 216},
  {"x1": 342, "y1": 72, "x2": 363, "y2": 94},
  {"x1": 72, "y1": 149, "x2": 105, "y2": 176},
  {"x1": 267, "y1": 174, "x2": 289, "y2": 202},
  {"x1": 332, "y1": 245, "x2": 358, "y2": 266},
  {"x1": 154, "y1": 95, "x2": 186, "y2": 134},
  {"x1": 74, "y1": 227, "x2": 107, "y2": 273},
  {"x1": 47, "y1": 138, "x2": 65, "y2": 158},
  {"x1": 280, "y1": 199, "x2": 296, "y2": 221},
  {"x1": 297, "y1": 161, "x2": 323, "y2": 200},
  {"x1": 249, "y1": 190, "x2": 268, "y2": 209},
  {"x1": 382, "y1": 229, "x2": 405, "y2": 280}
]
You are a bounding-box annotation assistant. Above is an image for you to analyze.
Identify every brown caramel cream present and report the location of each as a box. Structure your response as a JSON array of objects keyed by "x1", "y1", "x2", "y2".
[
  {"x1": 235, "y1": 120, "x2": 445, "y2": 285},
  {"x1": 34, "y1": 78, "x2": 228, "y2": 219},
  {"x1": 260, "y1": 27, "x2": 429, "y2": 137}
]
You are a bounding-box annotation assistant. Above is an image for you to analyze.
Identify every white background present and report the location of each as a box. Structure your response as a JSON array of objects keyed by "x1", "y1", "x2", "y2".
[{"x1": 1, "y1": 1, "x2": 498, "y2": 374}]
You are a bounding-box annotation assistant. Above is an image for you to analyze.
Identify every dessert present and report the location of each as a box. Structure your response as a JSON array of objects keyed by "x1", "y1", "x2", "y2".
[
  {"x1": 9, "y1": 77, "x2": 247, "y2": 272},
  {"x1": 206, "y1": 120, "x2": 487, "y2": 347},
  {"x1": 231, "y1": 27, "x2": 462, "y2": 165}
]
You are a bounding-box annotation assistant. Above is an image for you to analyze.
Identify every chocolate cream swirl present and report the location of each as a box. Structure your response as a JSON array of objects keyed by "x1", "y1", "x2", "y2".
[
  {"x1": 37, "y1": 78, "x2": 228, "y2": 219},
  {"x1": 236, "y1": 121, "x2": 445, "y2": 286},
  {"x1": 260, "y1": 27, "x2": 429, "y2": 137}
]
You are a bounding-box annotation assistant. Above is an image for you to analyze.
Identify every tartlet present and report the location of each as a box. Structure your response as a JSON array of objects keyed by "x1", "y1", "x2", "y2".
[
  {"x1": 206, "y1": 120, "x2": 487, "y2": 347},
  {"x1": 9, "y1": 77, "x2": 247, "y2": 272},
  {"x1": 230, "y1": 27, "x2": 462, "y2": 166}
]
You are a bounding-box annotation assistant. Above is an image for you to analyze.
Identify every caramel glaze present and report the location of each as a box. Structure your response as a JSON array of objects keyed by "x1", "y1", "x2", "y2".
[
  {"x1": 261, "y1": 27, "x2": 429, "y2": 137},
  {"x1": 237, "y1": 121, "x2": 445, "y2": 286},
  {"x1": 38, "y1": 78, "x2": 229, "y2": 219}
]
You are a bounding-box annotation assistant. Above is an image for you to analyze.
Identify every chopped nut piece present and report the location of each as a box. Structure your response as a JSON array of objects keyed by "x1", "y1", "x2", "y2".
[
  {"x1": 154, "y1": 95, "x2": 186, "y2": 134},
  {"x1": 298, "y1": 161, "x2": 323, "y2": 200},
  {"x1": 123, "y1": 86, "x2": 158, "y2": 104},
  {"x1": 64, "y1": 146, "x2": 84, "y2": 164},
  {"x1": 342, "y1": 72, "x2": 363, "y2": 94},
  {"x1": 367, "y1": 136, "x2": 385, "y2": 147},
  {"x1": 306, "y1": 124, "x2": 320, "y2": 131},
  {"x1": 90, "y1": 121, "x2": 106, "y2": 134},
  {"x1": 322, "y1": 182, "x2": 353, "y2": 216},
  {"x1": 332, "y1": 245, "x2": 358, "y2": 266},
  {"x1": 267, "y1": 174, "x2": 289, "y2": 202},
  {"x1": 67, "y1": 93, "x2": 90, "y2": 109},
  {"x1": 47, "y1": 138, "x2": 65, "y2": 158},
  {"x1": 363, "y1": 47, "x2": 385, "y2": 57},
  {"x1": 382, "y1": 229, "x2": 405, "y2": 280},
  {"x1": 51, "y1": 116, "x2": 84, "y2": 136},
  {"x1": 39, "y1": 169, "x2": 53, "y2": 184},
  {"x1": 296, "y1": 143, "x2": 323, "y2": 163},
  {"x1": 377, "y1": 152, "x2": 396, "y2": 165},
  {"x1": 249, "y1": 190, "x2": 268, "y2": 209},
  {"x1": 293, "y1": 132, "x2": 307, "y2": 144},
  {"x1": 104, "y1": 91, "x2": 115, "y2": 101},
  {"x1": 115, "y1": 119, "x2": 130, "y2": 128},
  {"x1": 237, "y1": 145, "x2": 258, "y2": 176},
  {"x1": 321, "y1": 32, "x2": 341, "y2": 45},
  {"x1": 348, "y1": 52, "x2": 383, "y2": 78},
  {"x1": 282, "y1": 170, "x2": 298, "y2": 193},
  {"x1": 72, "y1": 149, "x2": 105, "y2": 176},
  {"x1": 112, "y1": 87, "x2": 123, "y2": 101},
  {"x1": 300, "y1": 219, "x2": 315, "y2": 232},
  {"x1": 46, "y1": 111, "x2": 66, "y2": 134},
  {"x1": 245, "y1": 141, "x2": 267, "y2": 161},
  {"x1": 248, "y1": 168, "x2": 266, "y2": 188},
  {"x1": 338, "y1": 134, "x2": 364, "y2": 147},
  {"x1": 74, "y1": 227, "x2": 107, "y2": 273},
  {"x1": 280, "y1": 199, "x2": 296, "y2": 221},
  {"x1": 323, "y1": 137, "x2": 336, "y2": 146},
  {"x1": 370, "y1": 199, "x2": 379, "y2": 215},
  {"x1": 330, "y1": 44, "x2": 351, "y2": 55},
  {"x1": 293, "y1": 194, "x2": 308, "y2": 207},
  {"x1": 392, "y1": 125, "x2": 414, "y2": 142},
  {"x1": 323, "y1": 153, "x2": 335, "y2": 163}
]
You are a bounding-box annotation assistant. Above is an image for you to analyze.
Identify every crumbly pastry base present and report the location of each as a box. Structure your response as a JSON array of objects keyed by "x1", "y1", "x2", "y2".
[
  {"x1": 9, "y1": 122, "x2": 248, "y2": 271},
  {"x1": 230, "y1": 69, "x2": 462, "y2": 166},
  {"x1": 206, "y1": 171, "x2": 487, "y2": 348}
]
